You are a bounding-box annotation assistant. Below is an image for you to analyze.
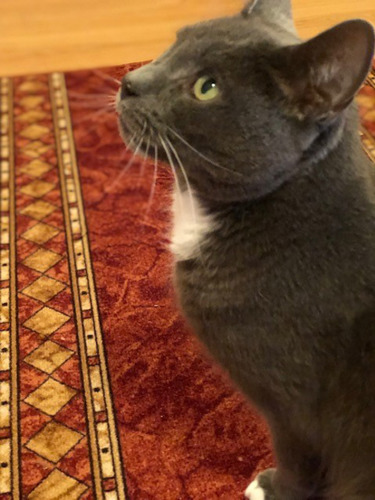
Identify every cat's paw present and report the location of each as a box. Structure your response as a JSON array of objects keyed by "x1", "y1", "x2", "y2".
[
  {"x1": 244, "y1": 468, "x2": 276, "y2": 500},
  {"x1": 244, "y1": 479, "x2": 265, "y2": 500}
]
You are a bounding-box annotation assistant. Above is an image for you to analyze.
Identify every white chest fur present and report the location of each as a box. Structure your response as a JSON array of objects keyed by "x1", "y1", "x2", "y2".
[{"x1": 171, "y1": 189, "x2": 216, "y2": 261}]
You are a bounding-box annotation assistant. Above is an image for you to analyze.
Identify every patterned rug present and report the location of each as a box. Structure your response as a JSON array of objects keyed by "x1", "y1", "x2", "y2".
[{"x1": 0, "y1": 63, "x2": 374, "y2": 500}]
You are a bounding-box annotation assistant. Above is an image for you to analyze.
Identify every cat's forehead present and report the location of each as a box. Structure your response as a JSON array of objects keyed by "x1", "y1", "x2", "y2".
[
  {"x1": 166, "y1": 15, "x2": 275, "y2": 73},
  {"x1": 152, "y1": 15, "x2": 291, "y2": 80},
  {"x1": 177, "y1": 16, "x2": 265, "y2": 46}
]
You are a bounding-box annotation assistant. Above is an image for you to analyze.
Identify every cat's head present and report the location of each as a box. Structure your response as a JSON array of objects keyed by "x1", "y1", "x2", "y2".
[{"x1": 117, "y1": 0, "x2": 375, "y2": 203}]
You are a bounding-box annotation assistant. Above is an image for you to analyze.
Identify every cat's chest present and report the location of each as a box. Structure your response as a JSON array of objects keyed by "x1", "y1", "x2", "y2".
[{"x1": 171, "y1": 190, "x2": 216, "y2": 262}]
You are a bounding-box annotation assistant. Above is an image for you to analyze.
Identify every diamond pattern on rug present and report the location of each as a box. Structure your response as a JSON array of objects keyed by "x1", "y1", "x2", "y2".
[
  {"x1": 28, "y1": 469, "x2": 87, "y2": 500},
  {"x1": 24, "y1": 340, "x2": 73, "y2": 374},
  {"x1": 20, "y1": 124, "x2": 49, "y2": 141},
  {"x1": 20, "y1": 199, "x2": 56, "y2": 220},
  {"x1": 22, "y1": 248, "x2": 62, "y2": 273},
  {"x1": 26, "y1": 421, "x2": 82, "y2": 463},
  {"x1": 22, "y1": 140, "x2": 51, "y2": 159},
  {"x1": 20, "y1": 179, "x2": 54, "y2": 198},
  {"x1": 20, "y1": 159, "x2": 52, "y2": 178},
  {"x1": 50, "y1": 70, "x2": 127, "y2": 498},
  {"x1": 22, "y1": 276, "x2": 66, "y2": 303},
  {"x1": 21, "y1": 222, "x2": 59, "y2": 245},
  {"x1": 13, "y1": 74, "x2": 93, "y2": 497},
  {"x1": 25, "y1": 378, "x2": 76, "y2": 416},
  {"x1": 23, "y1": 307, "x2": 69, "y2": 337}
]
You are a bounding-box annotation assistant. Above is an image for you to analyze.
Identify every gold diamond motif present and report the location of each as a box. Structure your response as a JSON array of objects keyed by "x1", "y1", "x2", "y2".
[
  {"x1": 20, "y1": 179, "x2": 54, "y2": 198},
  {"x1": 25, "y1": 378, "x2": 76, "y2": 416},
  {"x1": 26, "y1": 421, "x2": 81, "y2": 463},
  {"x1": 22, "y1": 248, "x2": 61, "y2": 273},
  {"x1": 19, "y1": 96, "x2": 44, "y2": 109},
  {"x1": 18, "y1": 110, "x2": 47, "y2": 123},
  {"x1": 20, "y1": 159, "x2": 52, "y2": 178},
  {"x1": 24, "y1": 340, "x2": 72, "y2": 374},
  {"x1": 18, "y1": 80, "x2": 48, "y2": 93},
  {"x1": 22, "y1": 222, "x2": 59, "y2": 245},
  {"x1": 23, "y1": 141, "x2": 51, "y2": 158},
  {"x1": 23, "y1": 306, "x2": 69, "y2": 337},
  {"x1": 20, "y1": 124, "x2": 49, "y2": 140},
  {"x1": 20, "y1": 199, "x2": 56, "y2": 220},
  {"x1": 28, "y1": 469, "x2": 87, "y2": 500},
  {"x1": 22, "y1": 276, "x2": 65, "y2": 302}
]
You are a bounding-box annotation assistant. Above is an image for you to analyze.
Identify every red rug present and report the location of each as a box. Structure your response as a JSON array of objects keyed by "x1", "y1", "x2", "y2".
[{"x1": 0, "y1": 62, "x2": 374, "y2": 500}]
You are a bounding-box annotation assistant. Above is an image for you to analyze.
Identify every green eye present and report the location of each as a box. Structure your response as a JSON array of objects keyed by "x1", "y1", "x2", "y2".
[{"x1": 193, "y1": 76, "x2": 219, "y2": 101}]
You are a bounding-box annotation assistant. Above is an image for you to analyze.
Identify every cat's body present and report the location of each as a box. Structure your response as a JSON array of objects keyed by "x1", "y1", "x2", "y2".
[
  {"x1": 117, "y1": 0, "x2": 375, "y2": 497},
  {"x1": 175, "y1": 114, "x2": 375, "y2": 498}
]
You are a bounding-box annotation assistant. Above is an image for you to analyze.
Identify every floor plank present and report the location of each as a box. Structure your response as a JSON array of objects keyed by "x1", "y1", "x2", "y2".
[{"x1": 0, "y1": 0, "x2": 374, "y2": 76}]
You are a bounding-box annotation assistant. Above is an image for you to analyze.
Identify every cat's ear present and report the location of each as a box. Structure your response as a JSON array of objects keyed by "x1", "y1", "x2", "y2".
[
  {"x1": 269, "y1": 20, "x2": 375, "y2": 120},
  {"x1": 242, "y1": 0, "x2": 295, "y2": 33}
]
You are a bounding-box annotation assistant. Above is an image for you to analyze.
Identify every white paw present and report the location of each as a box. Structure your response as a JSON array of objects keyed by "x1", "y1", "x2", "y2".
[{"x1": 244, "y1": 479, "x2": 265, "y2": 500}]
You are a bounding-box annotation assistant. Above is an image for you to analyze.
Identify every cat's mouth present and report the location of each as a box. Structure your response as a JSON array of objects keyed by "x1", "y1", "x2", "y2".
[
  {"x1": 116, "y1": 97, "x2": 167, "y2": 161},
  {"x1": 118, "y1": 109, "x2": 161, "y2": 162},
  {"x1": 118, "y1": 107, "x2": 147, "y2": 148}
]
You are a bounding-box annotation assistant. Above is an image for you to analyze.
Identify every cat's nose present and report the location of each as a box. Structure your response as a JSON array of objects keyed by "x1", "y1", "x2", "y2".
[
  {"x1": 120, "y1": 75, "x2": 138, "y2": 99},
  {"x1": 120, "y1": 64, "x2": 159, "y2": 98}
]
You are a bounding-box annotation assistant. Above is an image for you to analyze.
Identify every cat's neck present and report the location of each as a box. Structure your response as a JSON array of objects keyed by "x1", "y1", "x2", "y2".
[
  {"x1": 202, "y1": 106, "x2": 372, "y2": 213},
  {"x1": 171, "y1": 108, "x2": 373, "y2": 263}
]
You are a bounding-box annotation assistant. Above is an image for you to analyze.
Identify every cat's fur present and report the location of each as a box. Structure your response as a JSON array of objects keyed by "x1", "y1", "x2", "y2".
[{"x1": 117, "y1": 1, "x2": 375, "y2": 497}]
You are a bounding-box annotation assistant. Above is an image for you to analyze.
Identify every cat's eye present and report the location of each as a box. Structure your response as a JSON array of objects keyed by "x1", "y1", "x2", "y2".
[{"x1": 193, "y1": 76, "x2": 219, "y2": 101}]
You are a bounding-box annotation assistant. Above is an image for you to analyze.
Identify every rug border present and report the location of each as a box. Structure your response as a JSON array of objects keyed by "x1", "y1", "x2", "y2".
[{"x1": 49, "y1": 72, "x2": 128, "y2": 500}]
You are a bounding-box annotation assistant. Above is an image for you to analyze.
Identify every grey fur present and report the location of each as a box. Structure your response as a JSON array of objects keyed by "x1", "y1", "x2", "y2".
[{"x1": 117, "y1": 1, "x2": 375, "y2": 497}]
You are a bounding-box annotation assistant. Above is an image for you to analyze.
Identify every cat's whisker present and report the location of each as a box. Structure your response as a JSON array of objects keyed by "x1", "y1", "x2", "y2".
[
  {"x1": 69, "y1": 98, "x2": 116, "y2": 106},
  {"x1": 105, "y1": 123, "x2": 147, "y2": 193},
  {"x1": 144, "y1": 145, "x2": 158, "y2": 219},
  {"x1": 71, "y1": 107, "x2": 116, "y2": 125},
  {"x1": 69, "y1": 101, "x2": 116, "y2": 111},
  {"x1": 69, "y1": 95, "x2": 115, "y2": 102},
  {"x1": 120, "y1": 131, "x2": 138, "y2": 159},
  {"x1": 68, "y1": 94, "x2": 117, "y2": 113},
  {"x1": 113, "y1": 136, "x2": 137, "y2": 167},
  {"x1": 166, "y1": 136, "x2": 193, "y2": 198},
  {"x1": 137, "y1": 134, "x2": 151, "y2": 188},
  {"x1": 70, "y1": 113, "x2": 117, "y2": 133},
  {"x1": 159, "y1": 134, "x2": 183, "y2": 210},
  {"x1": 69, "y1": 90, "x2": 117, "y2": 100},
  {"x1": 166, "y1": 136, "x2": 202, "y2": 260},
  {"x1": 167, "y1": 125, "x2": 245, "y2": 178},
  {"x1": 92, "y1": 69, "x2": 121, "y2": 86}
]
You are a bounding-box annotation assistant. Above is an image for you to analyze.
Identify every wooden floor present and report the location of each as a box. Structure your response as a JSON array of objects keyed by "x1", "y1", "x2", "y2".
[{"x1": 1, "y1": 0, "x2": 374, "y2": 77}]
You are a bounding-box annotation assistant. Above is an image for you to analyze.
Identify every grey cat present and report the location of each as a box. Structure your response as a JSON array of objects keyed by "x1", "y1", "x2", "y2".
[{"x1": 116, "y1": 0, "x2": 375, "y2": 498}]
